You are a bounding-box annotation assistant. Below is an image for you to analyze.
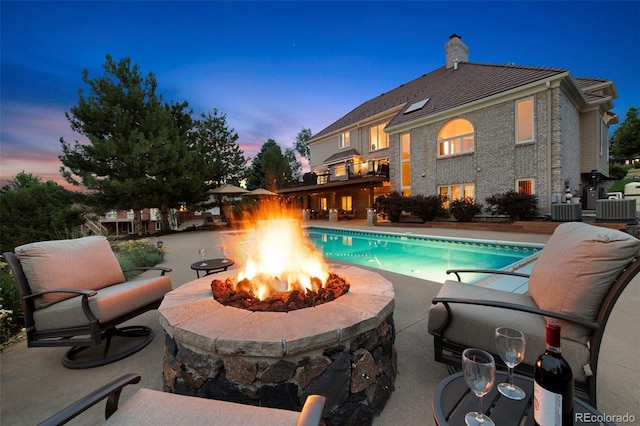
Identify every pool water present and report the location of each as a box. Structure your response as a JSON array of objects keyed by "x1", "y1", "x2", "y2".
[{"x1": 305, "y1": 227, "x2": 542, "y2": 284}]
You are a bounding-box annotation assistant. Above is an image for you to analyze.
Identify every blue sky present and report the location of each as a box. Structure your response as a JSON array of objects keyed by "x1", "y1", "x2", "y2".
[{"x1": 1, "y1": 0, "x2": 639, "y2": 189}]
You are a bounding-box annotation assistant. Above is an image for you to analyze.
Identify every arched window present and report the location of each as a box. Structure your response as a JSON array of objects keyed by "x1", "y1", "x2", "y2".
[{"x1": 437, "y1": 118, "x2": 474, "y2": 157}]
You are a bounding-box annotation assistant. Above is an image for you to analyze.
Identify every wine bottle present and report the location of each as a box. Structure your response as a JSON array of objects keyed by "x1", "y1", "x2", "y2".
[{"x1": 534, "y1": 323, "x2": 574, "y2": 425}]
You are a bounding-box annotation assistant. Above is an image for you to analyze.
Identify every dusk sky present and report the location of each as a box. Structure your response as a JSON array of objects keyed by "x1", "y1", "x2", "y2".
[{"x1": 1, "y1": 1, "x2": 639, "y2": 190}]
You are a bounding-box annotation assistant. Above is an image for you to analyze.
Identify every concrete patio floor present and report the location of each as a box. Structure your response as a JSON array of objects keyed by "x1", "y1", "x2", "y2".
[{"x1": 1, "y1": 220, "x2": 638, "y2": 425}]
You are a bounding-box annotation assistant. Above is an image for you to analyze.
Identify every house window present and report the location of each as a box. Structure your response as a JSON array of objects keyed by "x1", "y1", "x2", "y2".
[
  {"x1": 339, "y1": 131, "x2": 350, "y2": 149},
  {"x1": 600, "y1": 119, "x2": 608, "y2": 159},
  {"x1": 438, "y1": 183, "x2": 475, "y2": 208},
  {"x1": 516, "y1": 97, "x2": 534, "y2": 143},
  {"x1": 317, "y1": 171, "x2": 329, "y2": 185},
  {"x1": 401, "y1": 133, "x2": 411, "y2": 196},
  {"x1": 370, "y1": 123, "x2": 389, "y2": 151},
  {"x1": 341, "y1": 196, "x2": 353, "y2": 211},
  {"x1": 320, "y1": 198, "x2": 328, "y2": 211},
  {"x1": 155, "y1": 221, "x2": 162, "y2": 231},
  {"x1": 516, "y1": 178, "x2": 535, "y2": 195},
  {"x1": 334, "y1": 164, "x2": 346, "y2": 177},
  {"x1": 437, "y1": 118, "x2": 474, "y2": 157}
]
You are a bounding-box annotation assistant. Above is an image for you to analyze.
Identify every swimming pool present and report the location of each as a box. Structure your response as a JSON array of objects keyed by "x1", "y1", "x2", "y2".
[{"x1": 305, "y1": 226, "x2": 543, "y2": 284}]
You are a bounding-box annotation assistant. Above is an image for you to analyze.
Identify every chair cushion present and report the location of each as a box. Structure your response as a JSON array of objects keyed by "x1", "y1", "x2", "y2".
[
  {"x1": 33, "y1": 275, "x2": 172, "y2": 331},
  {"x1": 528, "y1": 222, "x2": 640, "y2": 343},
  {"x1": 106, "y1": 388, "x2": 301, "y2": 425},
  {"x1": 428, "y1": 280, "x2": 592, "y2": 382},
  {"x1": 15, "y1": 236, "x2": 125, "y2": 309}
]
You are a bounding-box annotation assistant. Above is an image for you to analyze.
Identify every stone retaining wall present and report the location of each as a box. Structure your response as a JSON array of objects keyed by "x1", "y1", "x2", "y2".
[{"x1": 163, "y1": 314, "x2": 396, "y2": 425}]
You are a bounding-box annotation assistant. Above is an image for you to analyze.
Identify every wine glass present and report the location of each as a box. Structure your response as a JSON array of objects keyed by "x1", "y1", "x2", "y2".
[
  {"x1": 220, "y1": 245, "x2": 228, "y2": 263},
  {"x1": 462, "y1": 348, "x2": 496, "y2": 426},
  {"x1": 495, "y1": 327, "x2": 526, "y2": 400},
  {"x1": 198, "y1": 248, "x2": 207, "y2": 266}
]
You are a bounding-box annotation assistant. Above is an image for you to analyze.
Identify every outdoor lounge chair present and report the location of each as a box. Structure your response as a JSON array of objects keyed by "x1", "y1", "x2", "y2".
[
  {"x1": 338, "y1": 209, "x2": 356, "y2": 220},
  {"x1": 3, "y1": 236, "x2": 173, "y2": 369},
  {"x1": 428, "y1": 222, "x2": 640, "y2": 408},
  {"x1": 38, "y1": 373, "x2": 326, "y2": 426}
]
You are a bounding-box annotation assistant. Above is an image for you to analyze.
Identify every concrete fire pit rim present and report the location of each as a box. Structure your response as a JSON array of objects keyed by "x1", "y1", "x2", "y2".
[{"x1": 158, "y1": 266, "x2": 395, "y2": 357}]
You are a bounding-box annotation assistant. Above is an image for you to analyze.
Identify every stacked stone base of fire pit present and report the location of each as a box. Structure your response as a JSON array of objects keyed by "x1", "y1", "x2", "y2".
[{"x1": 159, "y1": 264, "x2": 396, "y2": 425}]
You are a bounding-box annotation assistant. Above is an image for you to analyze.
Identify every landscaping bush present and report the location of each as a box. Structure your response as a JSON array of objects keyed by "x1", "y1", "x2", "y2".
[
  {"x1": 449, "y1": 197, "x2": 483, "y2": 222},
  {"x1": 373, "y1": 191, "x2": 409, "y2": 222},
  {"x1": 114, "y1": 239, "x2": 168, "y2": 279},
  {"x1": 485, "y1": 190, "x2": 539, "y2": 221},
  {"x1": 609, "y1": 163, "x2": 631, "y2": 180},
  {"x1": 409, "y1": 194, "x2": 448, "y2": 222},
  {"x1": 1, "y1": 260, "x2": 24, "y2": 347}
]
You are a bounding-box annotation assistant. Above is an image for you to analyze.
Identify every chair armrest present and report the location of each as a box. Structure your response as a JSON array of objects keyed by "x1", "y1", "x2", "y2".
[
  {"x1": 23, "y1": 289, "x2": 99, "y2": 324},
  {"x1": 431, "y1": 297, "x2": 598, "y2": 332},
  {"x1": 22, "y1": 289, "x2": 97, "y2": 300},
  {"x1": 446, "y1": 269, "x2": 530, "y2": 282},
  {"x1": 297, "y1": 395, "x2": 326, "y2": 426},
  {"x1": 38, "y1": 374, "x2": 141, "y2": 426},
  {"x1": 123, "y1": 266, "x2": 172, "y2": 276}
]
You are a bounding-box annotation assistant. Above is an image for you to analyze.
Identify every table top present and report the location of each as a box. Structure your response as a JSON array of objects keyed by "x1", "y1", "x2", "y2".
[
  {"x1": 432, "y1": 371, "x2": 612, "y2": 426},
  {"x1": 190, "y1": 258, "x2": 234, "y2": 271}
]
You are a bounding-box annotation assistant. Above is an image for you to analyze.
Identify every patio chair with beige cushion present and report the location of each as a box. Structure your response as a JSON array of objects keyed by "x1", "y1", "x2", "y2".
[
  {"x1": 38, "y1": 373, "x2": 326, "y2": 426},
  {"x1": 428, "y1": 222, "x2": 640, "y2": 407},
  {"x1": 3, "y1": 236, "x2": 173, "y2": 369}
]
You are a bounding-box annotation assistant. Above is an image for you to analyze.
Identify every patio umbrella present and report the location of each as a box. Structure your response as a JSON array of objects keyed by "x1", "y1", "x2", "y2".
[
  {"x1": 207, "y1": 184, "x2": 248, "y2": 222},
  {"x1": 208, "y1": 184, "x2": 249, "y2": 195},
  {"x1": 243, "y1": 188, "x2": 278, "y2": 197}
]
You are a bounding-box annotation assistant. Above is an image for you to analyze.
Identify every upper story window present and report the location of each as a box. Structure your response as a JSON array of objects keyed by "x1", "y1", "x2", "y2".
[
  {"x1": 516, "y1": 97, "x2": 534, "y2": 143},
  {"x1": 437, "y1": 118, "x2": 474, "y2": 157},
  {"x1": 339, "y1": 131, "x2": 350, "y2": 149},
  {"x1": 401, "y1": 133, "x2": 411, "y2": 196},
  {"x1": 370, "y1": 123, "x2": 389, "y2": 151},
  {"x1": 600, "y1": 118, "x2": 608, "y2": 159}
]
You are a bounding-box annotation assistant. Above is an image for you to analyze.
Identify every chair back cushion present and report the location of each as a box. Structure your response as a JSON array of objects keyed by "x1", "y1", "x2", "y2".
[
  {"x1": 15, "y1": 236, "x2": 125, "y2": 309},
  {"x1": 529, "y1": 222, "x2": 640, "y2": 342}
]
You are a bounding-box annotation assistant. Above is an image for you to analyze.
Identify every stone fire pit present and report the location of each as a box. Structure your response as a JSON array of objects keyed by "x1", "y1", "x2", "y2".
[{"x1": 159, "y1": 263, "x2": 396, "y2": 425}]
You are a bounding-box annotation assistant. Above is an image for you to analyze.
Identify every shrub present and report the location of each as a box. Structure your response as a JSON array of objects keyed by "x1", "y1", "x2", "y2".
[
  {"x1": 114, "y1": 239, "x2": 167, "y2": 279},
  {"x1": 485, "y1": 190, "x2": 539, "y2": 221},
  {"x1": 1, "y1": 260, "x2": 24, "y2": 346},
  {"x1": 373, "y1": 191, "x2": 409, "y2": 222},
  {"x1": 609, "y1": 163, "x2": 631, "y2": 180},
  {"x1": 409, "y1": 194, "x2": 448, "y2": 222},
  {"x1": 449, "y1": 197, "x2": 483, "y2": 222}
]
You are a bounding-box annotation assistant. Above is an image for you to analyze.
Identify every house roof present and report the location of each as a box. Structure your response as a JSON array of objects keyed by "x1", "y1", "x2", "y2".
[
  {"x1": 311, "y1": 62, "x2": 580, "y2": 141},
  {"x1": 574, "y1": 77, "x2": 617, "y2": 104},
  {"x1": 323, "y1": 148, "x2": 361, "y2": 164}
]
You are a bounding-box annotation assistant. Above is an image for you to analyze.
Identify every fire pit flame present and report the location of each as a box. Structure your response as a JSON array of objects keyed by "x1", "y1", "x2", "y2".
[{"x1": 234, "y1": 209, "x2": 329, "y2": 301}]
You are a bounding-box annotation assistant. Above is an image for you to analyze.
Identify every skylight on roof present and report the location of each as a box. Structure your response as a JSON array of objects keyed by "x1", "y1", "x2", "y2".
[{"x1": 404, "y1": 98, "x2": 430, "y2": 114}]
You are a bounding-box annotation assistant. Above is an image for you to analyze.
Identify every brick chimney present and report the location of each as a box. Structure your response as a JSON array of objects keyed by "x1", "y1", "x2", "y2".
[{"x1": 445, "y1": 34, "x2": 469, "y2": 70}]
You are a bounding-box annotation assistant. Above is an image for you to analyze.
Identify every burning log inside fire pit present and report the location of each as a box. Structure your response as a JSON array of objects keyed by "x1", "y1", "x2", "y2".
[{"x1": 211, "y1": 272, "x2": 350, "y2": 312}]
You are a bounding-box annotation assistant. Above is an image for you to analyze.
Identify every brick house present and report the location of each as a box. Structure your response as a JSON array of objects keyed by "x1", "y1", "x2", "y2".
[{"x1": 279, "y1": 34, "x2": 618, "y2": 218}]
